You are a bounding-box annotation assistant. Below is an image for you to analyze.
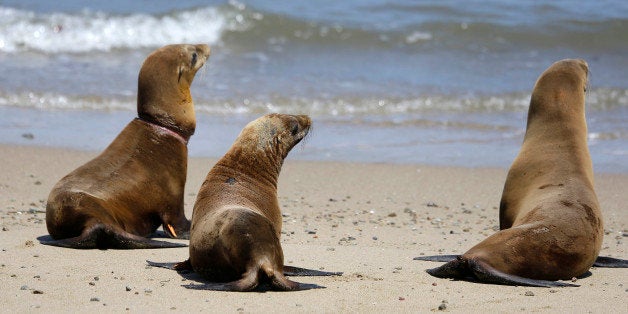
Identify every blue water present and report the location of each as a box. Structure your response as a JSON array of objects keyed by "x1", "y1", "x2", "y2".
[{"x1": 0, "y1": 1, "x2": 626, "y2": 172}]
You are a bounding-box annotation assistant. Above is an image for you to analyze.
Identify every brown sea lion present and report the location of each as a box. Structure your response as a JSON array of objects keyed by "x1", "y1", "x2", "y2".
[
  {"x1": 415, "y1": 59, "x2": 627, "y2": 287},
  {"x1": 42, "y1": 44, "x2": 210, "y2": 249},
  {"x1": 148, "y1": 113, "x2": 341, "y2": 291}
]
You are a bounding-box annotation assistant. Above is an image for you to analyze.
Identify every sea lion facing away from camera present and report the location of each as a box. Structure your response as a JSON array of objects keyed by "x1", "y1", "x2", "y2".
[
  {"x1": 415, "y1": 59, "x2": 627, "y2": 287},
  {"x1": 43, "y1": 44, "x2": 210, "y2": 249},
  {"x1": 148, "y1": 114, "x2": 341, "y2": 291}
]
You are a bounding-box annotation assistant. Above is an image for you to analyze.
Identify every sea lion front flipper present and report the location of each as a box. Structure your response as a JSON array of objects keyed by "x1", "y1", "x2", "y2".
[
  {"x1": 164, "y1": 224, "x2": 178, "y2": 238},
  {"x1": 414, "y1": 255, "x2": 461, "y2": 262},
  {"x1": 593, "y1": 256, "x2": 628, "y2": 268},
  {"x1": 283, "y1": 265, "x2": 343, "y2": 277},
  {"x1": 161, "y1": 223, "x2": 190, "y2": 240},
  {"x1": 39, "y1": 224, "x2": 187, "y2": 249},
  {"x1": 176, "y1": 231, "x2": 190, "y2": 240},
  {"x1": 469, "y1": 259, "x2": 579, "y2": 287}
]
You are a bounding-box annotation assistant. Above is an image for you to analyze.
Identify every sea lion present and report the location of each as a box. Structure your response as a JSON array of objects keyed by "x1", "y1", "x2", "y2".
[
  {"x1": 147, "y1": 113, "x2": 341, "y2": 291},
  {"x1": 42, "y1": 44, "x2": 210, "y2": 249},
  {"x1": 415, "y1": 59, "x2": 627, "y2": 287}
]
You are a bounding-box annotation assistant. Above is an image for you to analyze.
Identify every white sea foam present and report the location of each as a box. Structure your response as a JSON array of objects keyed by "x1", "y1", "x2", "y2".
[
  {"x1": 2, "y1": 88, "x2": 624, "y2": 116},
  {"x1": 0, "y1": 91, "x2": 134, "y2": 111},
  {"x1": 405, "y1": 31, "x2": 432, "y2": 44},
  {"x1": 0, "y1": 6, "x2": 227, "y2": 53}
]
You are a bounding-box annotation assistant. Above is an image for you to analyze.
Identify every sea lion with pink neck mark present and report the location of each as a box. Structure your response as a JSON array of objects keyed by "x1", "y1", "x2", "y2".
[{"x1": 43, "y1": 44, "x2": 210, "y2": 249}]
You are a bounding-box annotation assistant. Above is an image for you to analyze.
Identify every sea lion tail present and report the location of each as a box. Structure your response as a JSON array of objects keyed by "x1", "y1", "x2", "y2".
[
  {"x1": 593, "y1": 256, "x2": 628, "y2": 268},
  {"x1": 282, "y1": 265, "x2": 343, "y2": 277},
  {"x1": 40, "y1": 224, "x2": 187, "y2": 249}
]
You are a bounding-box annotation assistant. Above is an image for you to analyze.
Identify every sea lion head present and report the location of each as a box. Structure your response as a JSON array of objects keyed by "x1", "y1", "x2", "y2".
[
  {"x1": 529, "y1": 59, "x2": 588, "y2": 121},
  {"x1": 137, "y1": 44, "x2": 210, "y2": 141},
  {"x1": 243, "y1": 113, "x2": 311, "y2": 159},
  {"x1": 226, "y1": 114, "x2": 311, "y2": 176}
]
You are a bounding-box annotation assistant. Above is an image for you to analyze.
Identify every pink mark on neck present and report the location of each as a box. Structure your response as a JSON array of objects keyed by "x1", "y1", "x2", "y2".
[{"x1": 136, "y1": 118, "x2": 188, "y2": 145}]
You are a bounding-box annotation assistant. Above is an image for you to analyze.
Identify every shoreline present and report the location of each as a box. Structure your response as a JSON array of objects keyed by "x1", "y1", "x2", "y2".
[
  {"x1": 1, "y1": 144, "x2": 626, "y2": 312},
  {"x1": 2, "y1": 106, "x2": 627, "y2": 174}
]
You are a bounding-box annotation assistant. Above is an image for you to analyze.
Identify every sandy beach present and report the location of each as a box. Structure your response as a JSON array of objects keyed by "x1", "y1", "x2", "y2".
[{"x1": 0, "y1": 144, "x2": 625, "y2": 312}]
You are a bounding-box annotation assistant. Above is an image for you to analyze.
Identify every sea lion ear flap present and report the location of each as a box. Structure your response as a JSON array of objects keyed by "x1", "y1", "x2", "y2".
[
  {"x1": 178, "y1": 66, "x2": 183, "y2": 83},
  {"x1": 255, "y1": 121, "x2": 275, "y2": 150}
]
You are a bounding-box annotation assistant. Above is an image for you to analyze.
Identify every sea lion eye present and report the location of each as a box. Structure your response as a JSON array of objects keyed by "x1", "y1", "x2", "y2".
[
  {"x1": 290, "y1": 122, "x2": 299, "y2": 136},
  {"x1": 191, "y1": 52, "x2": 198, "y2": 67}
]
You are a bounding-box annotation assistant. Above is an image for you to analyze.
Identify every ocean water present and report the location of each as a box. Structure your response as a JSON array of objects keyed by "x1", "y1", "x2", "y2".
[{"x1": 1, "y1": 0, "x2": 627, "y2": 172}]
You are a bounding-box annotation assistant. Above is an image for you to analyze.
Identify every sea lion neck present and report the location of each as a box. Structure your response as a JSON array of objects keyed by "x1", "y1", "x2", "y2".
[
  {"x1": 214, "y1": 145, "x2": 282, "y2": 189},
  {"x1": 136, "y1": 110, "x2": 194, "y2": 142},
  {"x1": 136, "y1": 44, "x2": 209, "y2": 142},
  {"x1": 136, "y1": 97, "x2": 196, "y2": 141},
  {"x1": 134, "y1": 117, "x2": 188, "y2": 145}
]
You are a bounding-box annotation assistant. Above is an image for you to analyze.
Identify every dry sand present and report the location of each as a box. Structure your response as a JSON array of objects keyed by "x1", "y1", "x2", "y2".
[{"x1": 1, "y1": 144, "x2": 626, "y2": 312}]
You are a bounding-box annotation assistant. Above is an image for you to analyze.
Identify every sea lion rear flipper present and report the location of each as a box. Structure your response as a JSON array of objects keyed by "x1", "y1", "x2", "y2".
[
  {"x1": 593, "y1": 256, "x2": 628, "y2": 268},
  {"x1": 469, "y1": 259, "x2": 579, "y2": 287},
  {"x1": 39, "y1": 235, "x2": 99, "y2": 249},
  {"x1": 416, "y1": 255, "x2": 467, "y2": 278},
  {"x1": 146, "y1": 260, "x2": 177, "y2": 269},
  {"x1": 146, "y1": 259, "x2": 193, "y2": 272},
  {"x1": 265, "y1": 264, "x2": 326, "y2": 291},
  {"x1": 182, "y1": 264, "x2": 326, "y2": 292},
  {"x1": 283, "y1": 265, "x2": 343, "y2": 276},
  {"x1": 182, "y1": 282, "x2": 238, "y2": 291},
  {"x1": 182, "y1": 281, "x2": 324, "y2": 292},
  {"x1": 414, "y1": 255, "x2": 461, "y2": 262},
  {"x1": 422, "y1": 256, "x2": 471, "y2": 279},
  {"x1": 40, "y1": 224, "x2": 187, "y2": 249},
  {"x1": 422, "y1": 257, "x2": 579, "y2": 287}
]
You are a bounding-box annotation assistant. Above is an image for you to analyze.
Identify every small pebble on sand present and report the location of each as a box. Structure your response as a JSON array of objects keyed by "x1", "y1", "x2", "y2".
[{"x1": 438, "y1": 302, "x2": 447, "y2": 310}]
